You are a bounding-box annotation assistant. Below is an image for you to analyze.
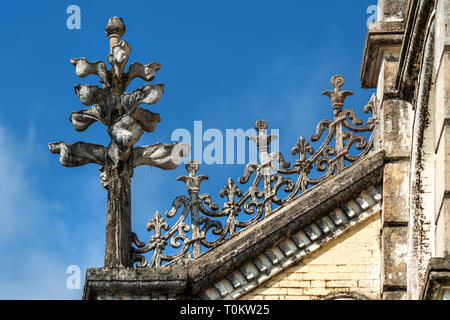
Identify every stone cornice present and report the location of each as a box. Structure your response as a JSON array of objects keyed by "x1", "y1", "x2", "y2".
[
  {"x1": 360, "y1": 21, "x2": 404, "y2": 88},
  {"x1": 422, "y1": 258, "x2": 450, "y2": 300},
  {"x1": 83, "y1": 265, "x2": 187, "y2": 300}
]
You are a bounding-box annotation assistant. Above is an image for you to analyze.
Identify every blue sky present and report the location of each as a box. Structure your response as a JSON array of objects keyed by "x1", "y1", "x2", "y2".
[{"x1": 0, "y1": 0, "x2": 376, "y2": 299}]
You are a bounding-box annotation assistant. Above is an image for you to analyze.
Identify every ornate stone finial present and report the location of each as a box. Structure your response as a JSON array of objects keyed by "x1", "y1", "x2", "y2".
[
  {"x1": 249, "y1": 119, "x2": 277, "y2": 154},
  {"x1": 322, "y1": 75, "x2": 354, "y2": 172},
  {"x1": 49, "y1": 17, "x2": 190, "y2": 268},
  {"x1": 255, "y1": 119, "x2": 268, "y2": 131},
  {"x1": 185, "y1": 160, "x2": 200, "y2": 176},
  {"x1": 105, "y1": 16, "x2": 126, "y2": 38},
  {"x1": 177, "y1": 160, "x2": 208, "y2": 195},
  {"x1": 105, "y1": 17, "x2": 126, "y2": 52},
  {"x1": 330, "y1": 74, "x2": 345, "y2": 90},
  {"x1": 322, "y1": 75, "x2": 353, "y2": 114}
]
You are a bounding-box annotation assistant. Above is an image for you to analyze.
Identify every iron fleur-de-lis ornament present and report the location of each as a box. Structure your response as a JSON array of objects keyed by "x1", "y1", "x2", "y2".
[
  {"x1": 177, "y1": 160, "x2": 209, "y2": 195},
  {"x1": 322, "y1": 75, "x2": 354, "y2": 115}
]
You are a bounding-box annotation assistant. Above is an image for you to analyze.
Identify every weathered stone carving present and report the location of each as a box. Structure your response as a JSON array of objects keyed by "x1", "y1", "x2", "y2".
[
  {"x1": 132, "y1": 75, "x2": 378, "y2": 268},
  {"x1": 49, "y1": 17, "x2": 189, "y2": 268}
]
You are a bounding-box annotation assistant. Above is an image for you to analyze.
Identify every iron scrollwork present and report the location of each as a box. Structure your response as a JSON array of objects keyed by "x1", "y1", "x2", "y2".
[{"x1": 132, "y1": 75, "x2": 379, "y2": 267}]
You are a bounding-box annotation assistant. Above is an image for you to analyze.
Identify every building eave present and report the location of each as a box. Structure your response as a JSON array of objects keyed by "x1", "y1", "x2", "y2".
[
  {"x1": 422, "y1": 258, "x2": 450, "y2": 300},
  {"x1": 360, "y1": 21, "x2": 404, "y2": 89}
]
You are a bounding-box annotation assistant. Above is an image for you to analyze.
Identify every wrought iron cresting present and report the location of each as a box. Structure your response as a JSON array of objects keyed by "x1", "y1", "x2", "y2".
[{"x1": 132, "y1": 75, "x2": 378, "y2": 268}]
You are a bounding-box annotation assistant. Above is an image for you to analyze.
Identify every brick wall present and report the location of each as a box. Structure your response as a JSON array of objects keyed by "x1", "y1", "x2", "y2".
[{"x1": 240, "y1": 212, "x2": 381, "y2": 300}]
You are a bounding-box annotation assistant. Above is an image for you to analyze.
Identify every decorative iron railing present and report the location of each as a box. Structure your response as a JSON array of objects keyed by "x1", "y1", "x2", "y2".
[{"x1": 131, "y1": 75, "x2": 378, "y2": 268}]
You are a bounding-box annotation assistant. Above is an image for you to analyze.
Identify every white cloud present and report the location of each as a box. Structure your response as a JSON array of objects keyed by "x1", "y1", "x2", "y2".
[{"x1": 0, "y1": 121, "x2": 103, "y2": 299}]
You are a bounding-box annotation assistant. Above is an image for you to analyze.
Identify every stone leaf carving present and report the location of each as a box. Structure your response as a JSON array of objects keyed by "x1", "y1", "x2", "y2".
[
  {"x1": 132, "y1": 107, "x2": 161, "y2": 133},
  {"x1": 108, "y1": 40, "x2": 131, "y2": 78},
  {"x1": 70, "y1": 105, "x2": 161, "y2": 134},
  {"x1": 133, "y1": 142, "x2": 191, "y2": 170},
  {"x1": 120, "y1": 84, "x2": 164, "y2": 114},
  {"x1": 74, "y1": 84, "x2": 103, "y2": 106},
  {"x1": 127, "y1": 62, "x2": 161, "y2": 83},
  {"x1": 109, "y1": 115, "x2": 144, "y2": 151},
  {"x1": 72, "y1": 83, "x2": 164, "y2": 132},
  {"x1": 70, "y1": 105, "x2": 107, "y2": 132},
  {"x1": 47, "y1": 140, "x2": 189, "y2": 171},
  {"x1": 70, "y1": 58, "x2": 109, "y2": 88},
  {"x1": 48, "y1": 141, "x2": 107, "y2": 167},
  {"x1": 71, "y1": 90, "x2": 119, "y2": 132}
]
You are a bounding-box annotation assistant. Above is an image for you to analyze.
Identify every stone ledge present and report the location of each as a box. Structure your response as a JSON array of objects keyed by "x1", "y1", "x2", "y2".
[
  {"x1": 422, "y1": 258, "x2": 450, "y2": 300},
  {"x1": 83, "y1": 266, "x2": 188, "y2": 300},
  {"x1": 360, "y1": 21, "x2": 404, "y2": 88},
  {"x1": 382, "y1": 291, "x2": 407, "y2": 300}
]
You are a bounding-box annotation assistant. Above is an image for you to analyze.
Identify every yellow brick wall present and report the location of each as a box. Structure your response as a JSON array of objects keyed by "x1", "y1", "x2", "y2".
[{"x1": 241, "y1": 212, "x2": 382, "y2": 300}]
